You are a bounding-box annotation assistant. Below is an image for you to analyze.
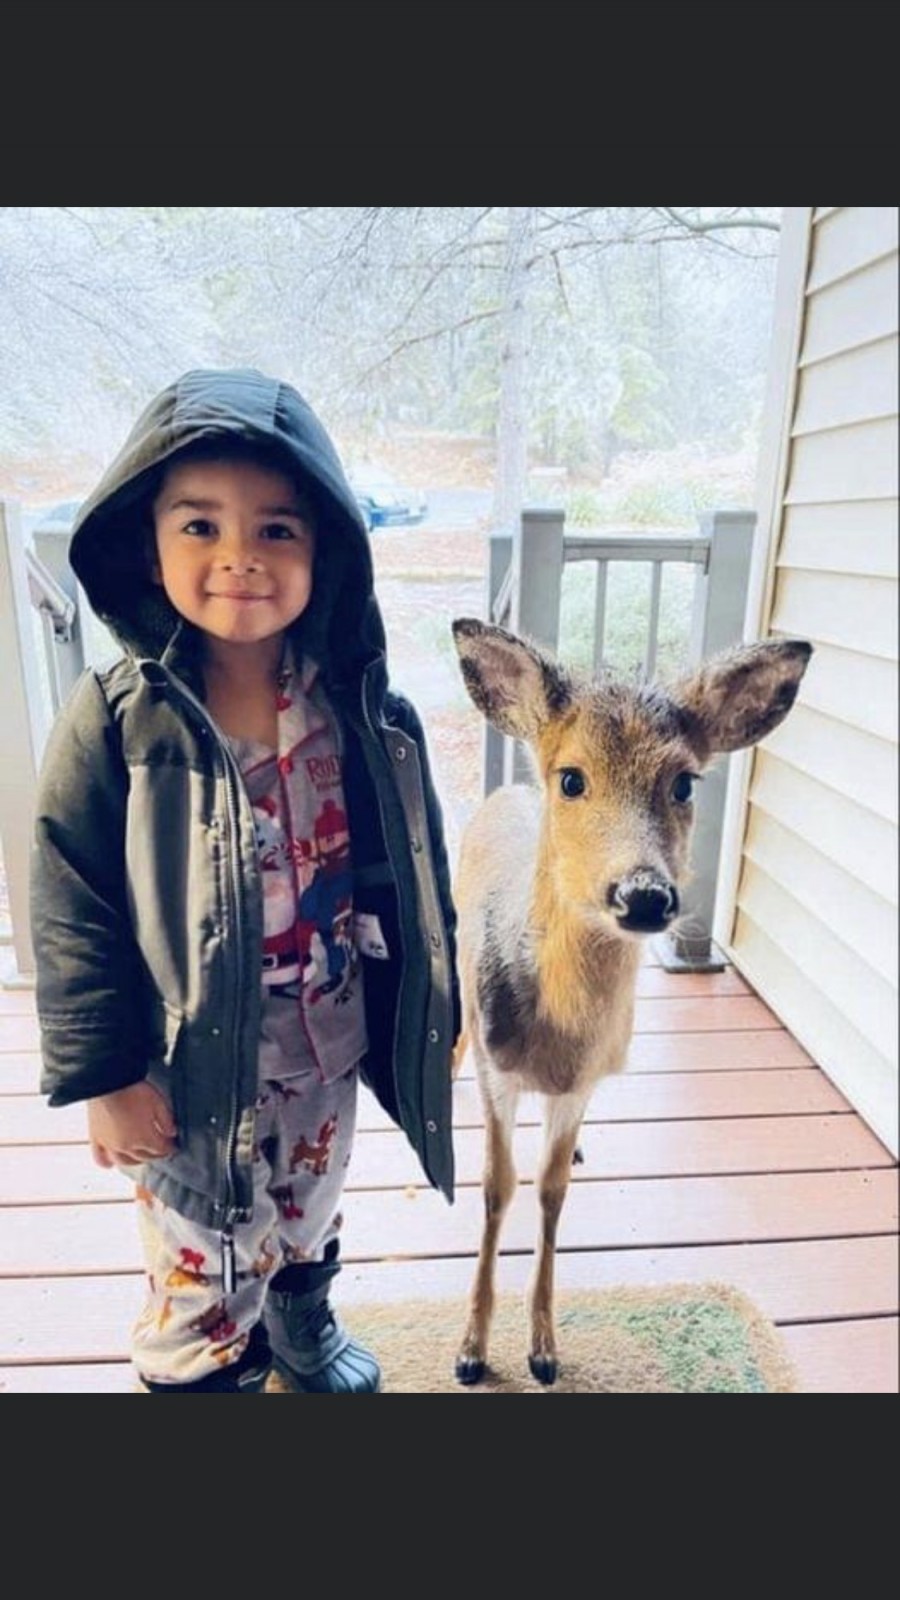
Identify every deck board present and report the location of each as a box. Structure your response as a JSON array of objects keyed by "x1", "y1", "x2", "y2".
[
  {"x1": 1, "y1": 956, "x2": 896, "y2": 1393},
  {"x1": 0, "y1": 1067, "x2": 851, "y2": 1146},
  {"x1": 1, "y1": 1234, "x2": 896, "y2": 1373},
  {"x1": 2, "y1": 1169, "x2": 896, "y2": 1276},
  {"x1": 780, "y1": 1317, "x2": 899, "y2": 1393},
  {"x1": 0, "y1": 1113, "x2": 892, "y2": 1203}
]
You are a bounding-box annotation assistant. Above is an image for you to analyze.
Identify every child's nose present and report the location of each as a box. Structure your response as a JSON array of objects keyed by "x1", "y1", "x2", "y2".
[{"x1": 216, "y1": 538, "x2": 260, "y2": 573}]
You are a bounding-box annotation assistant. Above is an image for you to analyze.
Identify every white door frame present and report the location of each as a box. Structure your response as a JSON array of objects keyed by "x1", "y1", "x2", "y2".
[{"x1": 713, "y1": 205, "x2": 815, "y2": 953}]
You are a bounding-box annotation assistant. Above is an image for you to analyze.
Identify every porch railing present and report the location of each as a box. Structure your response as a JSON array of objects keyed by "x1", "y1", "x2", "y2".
[
  {"x1": 484, "y1": 507, "x2": 757, "y2": 972},
  {"x1": 0, "y1": 506, "x2": 87, "y2": 985},
  {"x1": 1, "y1": 497, "x2": 755, "y2": 986}
]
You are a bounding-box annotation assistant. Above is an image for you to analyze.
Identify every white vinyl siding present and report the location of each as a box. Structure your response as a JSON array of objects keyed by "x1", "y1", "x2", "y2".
[
  {"x1": 749, "y1": 751, "x2": 897, "y2": 907},
  {"x1": 732, "y1": 910, "x2": 897, "y2": 1154},
  {"x1": 742, "y1": 810, "x2": 897, "y2": 988},
  {"x1": 779, "y1": 501, "x2": 896, "y2": 578},
  {"x1": 805, "y1": 206, "x2": 898, "y2": 291},
  {"x1": 770, "y1": 568, "x2": 897, "y2": 661},
  {"x1": 800, "y1": 253, "x2": 898, "y2": 365},
  {"x1": 726, "y1": 206, "x2": 899, "y2": 1156},
  {"x1": 785, "y1": 417, "x2": 897, "y2": 503},
  {"x1": 785, "y1": 639, "x2": 896, "y2": 744},
  {"x1": 792, "y1": 338, "x2": 898, "y2": 434}
]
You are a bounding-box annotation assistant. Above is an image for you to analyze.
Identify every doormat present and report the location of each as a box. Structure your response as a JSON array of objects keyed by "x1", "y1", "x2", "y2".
[{"x1": 267, "y1": 1281, "x2": 800, "y2": 1394}]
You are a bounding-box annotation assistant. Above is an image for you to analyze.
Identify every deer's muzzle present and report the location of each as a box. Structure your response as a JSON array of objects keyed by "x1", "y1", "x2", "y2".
[{"x1": 608, "y1": 869, "x2": 679, "y2": 934}]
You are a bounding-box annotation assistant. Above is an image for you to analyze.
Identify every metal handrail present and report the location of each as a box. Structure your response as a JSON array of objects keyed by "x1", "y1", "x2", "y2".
[{"x1": 25, "y1": 548, "x2": 77, "y2": 641}]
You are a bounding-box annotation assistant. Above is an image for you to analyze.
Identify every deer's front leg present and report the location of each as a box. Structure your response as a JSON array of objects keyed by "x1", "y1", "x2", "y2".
[
  {"x1": 528, "y1": 1091, "x2": 587, "y2": 1384},
  {"x1": 455, "y1": 1067, "x2": 518, "y2": 1385}
]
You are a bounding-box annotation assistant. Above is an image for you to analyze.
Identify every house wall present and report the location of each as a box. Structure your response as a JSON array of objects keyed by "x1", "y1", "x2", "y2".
[{"x1": 720, "y1": 205, "x2": 899, "y2": 1155}]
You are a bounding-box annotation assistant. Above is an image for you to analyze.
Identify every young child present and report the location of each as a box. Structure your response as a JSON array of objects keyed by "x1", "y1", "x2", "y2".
[{"x1": 30, "y1": 367, "x2": 459, "y2": 1393}]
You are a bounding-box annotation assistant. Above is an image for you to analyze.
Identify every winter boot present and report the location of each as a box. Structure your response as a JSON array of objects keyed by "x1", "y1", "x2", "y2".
[
  {"x1": 141, "y1": 1322, "x2": 272, "y2": 1392},
  {"x1": 264, "y1": 1239, "x2": 381, "y2": 1393}
]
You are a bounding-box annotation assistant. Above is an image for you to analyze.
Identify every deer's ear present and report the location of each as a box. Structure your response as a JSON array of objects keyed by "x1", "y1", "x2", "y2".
[
  {"x1": 673, "y1": 638, "x2": 813, "y2": 755},
  {"x1": 451, "y1": 618, "x2": 573, "y2": 742}
]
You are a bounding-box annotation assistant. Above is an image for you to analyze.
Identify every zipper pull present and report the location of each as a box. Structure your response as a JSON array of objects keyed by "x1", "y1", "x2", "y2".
[{"x1": 221, "y1": 1227, "x2": 237, "y2": 1296}]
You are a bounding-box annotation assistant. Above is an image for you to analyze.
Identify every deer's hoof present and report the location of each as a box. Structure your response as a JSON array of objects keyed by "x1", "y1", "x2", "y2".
[
  {"x1": 455, "y1": 1355, "x2": 486, "y2": 1386},
  {"x1": 572, "y1": 1145, "x2": 584, "y2": 1165},
  {"x1": 529, "y1": 1353, "x2": 558, "y2": 1385}
]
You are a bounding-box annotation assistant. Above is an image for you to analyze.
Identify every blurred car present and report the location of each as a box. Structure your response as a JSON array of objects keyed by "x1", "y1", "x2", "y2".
[{"x1": 347, "y1": 464, "x2": 427, "y2": 530}]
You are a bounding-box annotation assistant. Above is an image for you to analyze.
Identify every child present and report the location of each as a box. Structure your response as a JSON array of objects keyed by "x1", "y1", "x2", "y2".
[{"x1": 29, "y1": 367, "x2": 460, "y2": 1393}]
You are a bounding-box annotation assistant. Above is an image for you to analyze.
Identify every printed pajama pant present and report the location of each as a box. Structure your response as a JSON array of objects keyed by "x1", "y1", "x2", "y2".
[{"x1": 130, "y1": 1064, "x2": 357, "y2": 1386}]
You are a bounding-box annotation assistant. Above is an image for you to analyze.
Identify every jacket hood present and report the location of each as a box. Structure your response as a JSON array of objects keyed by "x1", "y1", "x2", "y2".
[{"x1": 69, "y1": 368, "x2": 384, "y2": 682}]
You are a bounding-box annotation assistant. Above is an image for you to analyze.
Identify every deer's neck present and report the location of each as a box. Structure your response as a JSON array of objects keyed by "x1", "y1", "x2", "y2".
[{"x1": 531, "y1": 863, "x2": 641, "y2": 1040}]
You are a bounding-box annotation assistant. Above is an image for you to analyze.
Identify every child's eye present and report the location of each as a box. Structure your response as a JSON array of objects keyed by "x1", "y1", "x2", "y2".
[
  {"x1": 183, "y1": 518, "x2": 216, "y2": 538},
  {"x1": 261, "y1": 522, "x2": 301, "y2": 541}
]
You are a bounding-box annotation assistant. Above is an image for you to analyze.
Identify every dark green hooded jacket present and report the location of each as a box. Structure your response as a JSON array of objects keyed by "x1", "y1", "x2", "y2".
[{"x1": 29, "y1": 368, "x2": 458, "y2": 1241}]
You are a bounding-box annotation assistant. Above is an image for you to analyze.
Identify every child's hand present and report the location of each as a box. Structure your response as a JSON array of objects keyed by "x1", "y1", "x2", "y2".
[{"x1": 87, "y1": 1082, "x2": 178, "y2": 1168}]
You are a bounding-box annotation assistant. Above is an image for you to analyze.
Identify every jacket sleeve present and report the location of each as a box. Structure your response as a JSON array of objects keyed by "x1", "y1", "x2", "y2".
[
  {"x1": 386, "y1": 691, "x2": 462, "y2": 1045},
  {"x1": 29, "y1": 670, "x2": 150, "y2": 1105}
]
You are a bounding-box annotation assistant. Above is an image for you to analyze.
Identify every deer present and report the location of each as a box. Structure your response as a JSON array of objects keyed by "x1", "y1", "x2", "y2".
[{"x1": 449, "y1": 616, "x2": 812, "y2": 1386}]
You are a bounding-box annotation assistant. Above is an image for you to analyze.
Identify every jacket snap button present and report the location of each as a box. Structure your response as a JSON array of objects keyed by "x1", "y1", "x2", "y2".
[
  {"x1": 394, "y1": 745, "x2": 407, "y2": 761},
  {"x1": 428, "y1": 1028, "x2": 439, "y2": 1043},
  {"x1": 210, "y1": 1026, "x2": 221, "y2": 1036},
  {"x1": 411, "y1": 838, "x2": 422, "y2": 853},
  {"x1": 430, "y1": 932, "x2": 440, "y2": 950},
  {"x1": 426, "y1": 1120, "x2": 437, "y2": 1134}
]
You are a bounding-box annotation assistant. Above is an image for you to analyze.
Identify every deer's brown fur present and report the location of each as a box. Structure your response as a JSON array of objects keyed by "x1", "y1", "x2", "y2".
[{"x1": 450, "y1": 617, "x2": 812, "y2": 1385}]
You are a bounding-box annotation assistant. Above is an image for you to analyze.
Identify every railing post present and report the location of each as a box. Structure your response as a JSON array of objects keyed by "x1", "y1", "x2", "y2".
[
  {"x1": 507, "y1": 505, "x2": 565, "y2": 785},
  {"x1": 0, "y1": 499, "x2": 49, "y2": 987},
  {"x1": 655, "y1": 509, "x2": 757, "y2": 972}
]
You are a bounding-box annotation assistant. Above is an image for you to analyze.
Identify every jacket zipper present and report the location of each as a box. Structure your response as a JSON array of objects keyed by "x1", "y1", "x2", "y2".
[
  {"x1": 358, "y1": 674, "x2": 413, "y2": 1121},
  {"x1": 141, "y1": 660, "x2": 247, "y2": 1290},
  {"x1": 218, "y1": 746, "x2": 244, "y2": 1293}
]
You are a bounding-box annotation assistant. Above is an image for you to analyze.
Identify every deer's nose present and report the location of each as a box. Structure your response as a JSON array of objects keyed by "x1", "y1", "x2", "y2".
[{"x1": 608, "y1": 870, "x2": 679, "y2": 933}]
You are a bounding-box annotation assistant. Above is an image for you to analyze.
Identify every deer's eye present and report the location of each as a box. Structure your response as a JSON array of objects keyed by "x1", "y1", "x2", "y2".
[
  {"x1": 559, "y1": 768, "x2": 586, "y2": 799},
  {"x1": 671, "y1": 771, "x2": 697, "y2": 805}
]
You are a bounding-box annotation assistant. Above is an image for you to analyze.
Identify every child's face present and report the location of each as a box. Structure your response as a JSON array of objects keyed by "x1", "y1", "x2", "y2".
[{"x1": 152, "y1": 456, "x2": 316, "y2": 650}]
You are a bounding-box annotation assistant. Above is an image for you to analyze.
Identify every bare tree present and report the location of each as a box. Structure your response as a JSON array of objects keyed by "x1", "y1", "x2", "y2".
[
  {"x1": 0, "y1": 205, "x2": 780, "y2": 526},
  {"x1": 301, "y1": 205, "x2": 780, "y2": 524}
]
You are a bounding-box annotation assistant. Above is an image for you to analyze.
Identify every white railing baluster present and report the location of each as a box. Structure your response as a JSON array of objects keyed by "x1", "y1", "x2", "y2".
[
  {"x1": 644, "y1": 560, "x2": 662, "y2": 680},
  {"x1": 593, "y1": 559, "x2": 608, "y2": 672}
]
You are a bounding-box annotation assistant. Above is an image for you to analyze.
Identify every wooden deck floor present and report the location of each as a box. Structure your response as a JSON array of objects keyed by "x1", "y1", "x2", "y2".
[{"x1": 1, "y1": 948, "x2": 897, "y2": 1393}]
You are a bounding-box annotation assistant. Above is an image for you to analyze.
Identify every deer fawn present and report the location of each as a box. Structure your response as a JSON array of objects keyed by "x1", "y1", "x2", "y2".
[{"x1": 450, "y1": 616, "x2": 812, "y2": 1385}]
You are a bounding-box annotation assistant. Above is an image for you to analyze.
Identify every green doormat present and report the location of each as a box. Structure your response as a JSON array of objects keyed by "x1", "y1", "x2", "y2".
[{"x1": 269, "y1": 1282, "x2": 799, "y2": 1394}]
